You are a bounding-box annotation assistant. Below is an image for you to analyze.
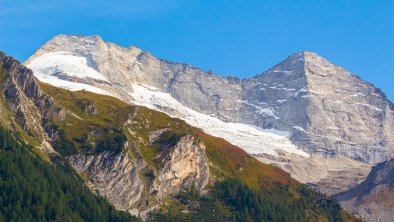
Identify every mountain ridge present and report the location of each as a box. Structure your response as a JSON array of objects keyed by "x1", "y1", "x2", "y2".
[
  {"x1": 26, "y1": 34, "x2": 345, "y2": 80},
  {"x1": 24, "y1": 34, "x2": 394, "y2": 165}
]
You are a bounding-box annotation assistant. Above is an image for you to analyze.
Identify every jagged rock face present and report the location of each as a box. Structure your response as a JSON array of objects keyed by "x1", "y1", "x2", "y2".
[
  {"x1": 289, "y1": 53, "x2": 394, "y2": 163},
  {"x1": 25, "y1": 35, "x2": 394, "y2": 164},
  {"x1": 67, "y1": 151, "x2": 145, "y2": 213},
  {"x1": 153, "y1": 135, "x2": 209, "y2": 201},
  {"x1": 67, "y1": 134, "x2": 209, "y2": 217},
  {"x1": 336, "y1": 159, "x2": 394, "y2": 222},
  {"x1": 249, "y1": 52, "x2": 394, "y2": 163},
  {"x1": 0, "y1": 52, "x2": 50, "y2": 145}
]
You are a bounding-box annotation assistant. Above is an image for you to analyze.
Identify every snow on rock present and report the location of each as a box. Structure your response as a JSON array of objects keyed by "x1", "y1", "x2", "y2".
[
  {"x1": 27, "y1": 51, "x2": 108, "y2": 81},
  {"x1": 130, "y1": 84, "x2": 309, "y2": 158},
  {"x1": 35, "y1": 74, "x2": 113, "y2": 96},
  {"x1": 237, "y1": 100, "x2": 280, "y2": 119},
  {"x1": 26, "y1": 51, "x2": 113, "y2": 96}
]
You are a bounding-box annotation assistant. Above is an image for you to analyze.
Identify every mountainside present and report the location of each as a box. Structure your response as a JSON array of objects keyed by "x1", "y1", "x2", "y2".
[
  {"x1": 0, "y1": 51, "x2": 359, "y2": 221},
  {"x1": 336, "y1": 159, "x2": 394, "y2": 222},
  {"x1": 24, "y1": 34, "x2": 394, "y2": 166},
  {"x1": 23, "y1": 34, "x2": 394, "y2": 199}
]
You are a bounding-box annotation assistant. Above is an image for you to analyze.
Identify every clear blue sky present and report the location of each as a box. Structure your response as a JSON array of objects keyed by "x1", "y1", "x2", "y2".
[{"x1": 1, "y1": 0, "x2": 393, "y2": 101}]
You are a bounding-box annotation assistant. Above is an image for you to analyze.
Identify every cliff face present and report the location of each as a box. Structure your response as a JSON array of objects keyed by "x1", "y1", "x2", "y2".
[
  {"x1": 67, "y1": 134, "x2": 209, "y2": 217},
  {"x1": 0, "y1": 52, "x2": 58, "y2": 153},
  {"x1": 336, "y1": 159, "x2": 394, "y2": 222},
  {"x1": 152, "y1": 135, "x2": 209, "y2": 201},
  {"x1": 24, "y1": 35, "x2": 394, "y2": 164},
  {"x1": 67, "y1": 151, "x2": 145, "y2": 213},
  {"x1": 250, "y1": 52, "x2": 394, "y2": 163},
  {"x1": 1, "y1": 52, "x2": 45, "y2": 138}
]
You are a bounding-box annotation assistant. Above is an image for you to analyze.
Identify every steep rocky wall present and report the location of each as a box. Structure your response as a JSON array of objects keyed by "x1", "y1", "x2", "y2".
[
  {"x1": 0, "y1": 52, "x2": 56, "y2": 153},
  {"x1": 67, "y1": 150, "x2": 146, "y2": 213},
  {"x1": 67, "y1": 134, "x2": 210, "y2": 217},
  {"x1": 153, "y1": 135, "x2": 209, "y2": 201}
]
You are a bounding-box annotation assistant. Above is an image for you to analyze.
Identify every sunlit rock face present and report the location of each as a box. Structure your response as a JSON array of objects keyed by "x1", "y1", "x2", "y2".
[{"x1": 67, "y1": 134, "x2": 210, "y2": 218}]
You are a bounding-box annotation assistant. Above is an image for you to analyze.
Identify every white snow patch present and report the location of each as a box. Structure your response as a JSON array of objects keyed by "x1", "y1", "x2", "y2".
[
  {"x1": 27, "y1": 51, "x2": 108, "y2": 81},
  {"x1": 293, "y1": 126, "x2": 307, "y2": 132},
  {"x1": 129, "y1": 84, "x2": 309, "y2": 157},
  {"x1": 238, "y1": 100, "x2": 280, "y2": 119},
  {"x1": 26, "y1": 51, "x2": 113, "y2": 96},
  {"x1": 285, "y1": 88, "x2": 296, "y2": 91},
  {"x1": 355, "y1": 103, "x2": 382, "y2": 112},
  {"x1": 272, "y1": 70, "x2": 295, "y2": 74},
  {"x1": 32, "y1": 74, "x2": 113, "y2": 96},
  {"x1": 352, "y1": 92, "x2": 364, "y2": 97}
]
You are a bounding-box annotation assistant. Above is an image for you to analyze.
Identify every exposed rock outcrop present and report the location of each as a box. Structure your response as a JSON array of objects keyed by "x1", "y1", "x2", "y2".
[
  {"x1": 67, "y1": 150, "x2": 146, "y2": 213},
  {"x1": 0, "y1": 52, "x2": 60, "y2": 154},
  {"x1": 67, "y1": 134, "x2": 209, "y2": 218},
  {"x1": 153, "y1": 135, "x2": 209, "y2": 200},
  {"x1": 0, "y1": 51, "x2": 46, "y2": 140}
]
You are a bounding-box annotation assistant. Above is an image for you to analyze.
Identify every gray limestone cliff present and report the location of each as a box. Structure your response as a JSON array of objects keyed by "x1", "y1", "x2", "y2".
[{"x1": 67, "y1": 134, "x2": 209, "y2": 217}]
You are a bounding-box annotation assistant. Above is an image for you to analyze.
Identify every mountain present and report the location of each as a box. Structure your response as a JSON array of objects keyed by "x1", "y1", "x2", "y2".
[
  {"x1": 0, "y1": 51, "x2": 359, "y2": 221},
  {"x1": 24, "y1": 34, "x2": 394, "y2": 166},
  {"x1": 23, "y1": 34, "x2": 394, "y2": 196},
  {"x1": 336, "y1": 158, "x2": 394, "y2": 222}
]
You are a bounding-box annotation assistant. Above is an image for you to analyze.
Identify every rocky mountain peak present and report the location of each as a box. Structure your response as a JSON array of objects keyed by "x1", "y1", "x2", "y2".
[
  {"x1": 25, "y1": 34, "x2": 143, "y2": 69},
  {"x1": 262, "y1": 50, "x2": 347, "y2": 80},
  {"x1": 260, "y1": 51, "x2": 306, "y2": 77}
]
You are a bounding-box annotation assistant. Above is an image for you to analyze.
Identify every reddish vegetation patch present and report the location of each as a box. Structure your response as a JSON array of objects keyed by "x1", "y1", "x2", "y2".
[{"x1": 194, "y1": 129, "x2": 294, "y2": 189}]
